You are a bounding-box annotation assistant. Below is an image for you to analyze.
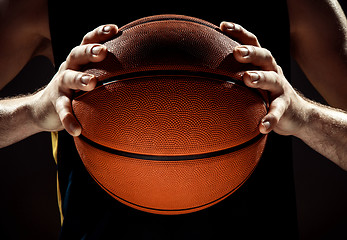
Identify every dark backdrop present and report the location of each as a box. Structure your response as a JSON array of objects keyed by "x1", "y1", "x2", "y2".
[{"x1": 0, "y1": 1, "x2": 346, "y2": 239}]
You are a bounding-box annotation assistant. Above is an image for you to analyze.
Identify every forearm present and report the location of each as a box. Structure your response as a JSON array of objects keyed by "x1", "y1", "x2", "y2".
[
  {"x1": 0, "y1": 94, "x2": 42, "y2": 148},
  {"x1": 295, "y1": 100, "x2": 347, "y2": 170}
]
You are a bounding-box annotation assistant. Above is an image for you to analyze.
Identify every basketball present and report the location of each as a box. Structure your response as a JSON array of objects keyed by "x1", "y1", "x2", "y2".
[{"x1": 72, "y1": 14, "x2": 268, "y2": 215}]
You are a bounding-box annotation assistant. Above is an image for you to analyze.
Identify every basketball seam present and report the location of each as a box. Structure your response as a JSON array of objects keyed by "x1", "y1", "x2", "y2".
[
  {"x1": 73, "y1": 70, "x2": 267, "y2": 107},
  {"x1": 87, "y1": 165, "x2": 256, "y2": 214},
  {"x1": 81, "y1": 137, "x2": 262, "y2": 214},
  {"x1": 78, "y1": 133, "x2": 265, "y2": 161},
  {"x1": 119, "y1": 14, "x2": 219, "y2": 32}
]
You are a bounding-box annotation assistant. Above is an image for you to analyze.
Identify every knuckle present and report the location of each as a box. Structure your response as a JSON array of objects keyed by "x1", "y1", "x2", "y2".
[
  {"x1": 84, "y1": 44, "x2": 91, "y2": 55},
  {"x1": 56, "y1": 96, "x2": 70, "y2": 111},
  {"x1": 82, "y1": 30, "x2": 94, "y2": 44},
  {"x1": 273, "y1": 109, "x2": 283, "y2": 123},
  {"x1": 61, "y1": 69, "x2": 72, "y2": 81},
  {"x1": 253, "y1": 71, "x2": 265, "y2": 86},
  {"x1": 70, "y1": 46, "x2": 80, "y2": 56},
  {"x1": 55, "y1": 96, "x2": 65, "y2": 112},
  {"x1": 271, "y1": 58, "x2": 278, "y2": 68},
  {"x1": 60, "y1": 71, "x2": 68, "y2": 82},
  {"x1": 239, "y1": 25, "x2": 259, "y2": 46},
  {"x1": 263, "y1": 49, "x2": 278, "y2": 70},
  {"x1": 66, "y1": 46, "x2": 79, "y2": 63},
  {"x1": 57, "y1": 71, "x2": 68, "y2": 87},
  {"x1": 271, "y1": 71, "x2": 280, "y2": 83},
  {"x1": 64, "y1": 70, "x2": 82, "y2": 87},
  {"x1": 57, "y1": 61, "x2": 67, "y2": 72},
  {"x1": 283, "y1": 95, "x2": 291, "y2": 107},
  {"x1": 264, "y1": 49, "x2": 274, "y2": 62},
  {"x1": 59, "y1": 70, "x2": 76, "y2": 90},
  {"x1": 270, "y1": 72, "x2": 285, "y2": 93},
  {"x1": 73, "y1": 73, "x2": 82, "y2": 86},
  {"x1": 247, "y1": 45, "x2": 256, "y2": 57},
  {"x1": 258, "y1": 71, "x2": 265, "y2": 80},
  {"x1": 232, "y1": 22, "x2": 243, "y2": 32},
  {"x1": 237, "y1": 24, "x2": 245, "y2": 33},
  {"x1": 267, "y1": 113, "x2": 279, "y2": 125},
  {"x1": 249, "y1": 32, "x2": 258, "y2": 42},
  {"x1": 252, "y1": 35, "x2": 260, "y2": 46},
  {"x1": 73, "y1": 73, "x2": 84, "y2": 87},
  {"x1": 82, "y1": 25, "x2": 108, "y2": 44},
  {"x1": 82, "y1": 34, "x2": 90, "y2": 44},
  {"x1": 275, "y1": 74, "x2": 285, "y2": 89}
]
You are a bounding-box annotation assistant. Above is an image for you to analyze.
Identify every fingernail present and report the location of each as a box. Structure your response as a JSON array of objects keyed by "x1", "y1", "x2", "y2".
[
  {"x1": 91, "y1": 45, "x2": 102, "y2": 55},
  {"x1": 81, "y1": 75, "x2": 91, "y2": 85},
  {"x1": 249, "y1": 72, "x2": 260, "y2": 84},
  {"x1": 262, "y1": 120, "x2": 271, "y2": 130},
  {"x1": 103, "y1": 25, "x2": 111, "y2": 33},
  {"x1": 223, "y1": 21, "x2": 235, "y2": 30},
  {"x1": 238, "y1": 47, "x2": 249, "y2": 57},
  {"x1": 70, "y1": 122, "x2": 81, "y2": 136}
]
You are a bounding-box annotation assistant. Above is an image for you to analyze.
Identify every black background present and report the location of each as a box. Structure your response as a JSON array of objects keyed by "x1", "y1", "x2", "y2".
[{"x1": 0, "y1": 1, "x2": 347, "y2": 239}]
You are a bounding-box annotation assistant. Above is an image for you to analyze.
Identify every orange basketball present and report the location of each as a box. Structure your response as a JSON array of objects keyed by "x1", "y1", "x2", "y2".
[{"x1": 72, "y1": 14, "x2": 268, "y2": 215}]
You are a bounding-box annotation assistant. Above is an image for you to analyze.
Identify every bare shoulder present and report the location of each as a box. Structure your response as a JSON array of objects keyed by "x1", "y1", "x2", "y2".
[
  {"x1": 0, "y1": 0, "x2": 52, "y2": 89},
  {"x1": 286, "y1": 0, "x2": 347, "y2": 109},
  {"x1": 287, "y1": 0, "x2": 347, "y2": 35},
  {"x1": 0, "y1": 0, "x2": 51, "y2": 41}
]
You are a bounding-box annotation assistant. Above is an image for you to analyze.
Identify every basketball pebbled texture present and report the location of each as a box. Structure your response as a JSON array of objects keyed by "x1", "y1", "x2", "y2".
[{"x1": 72, "y1": 14, "x2": 268, "y2": 215}]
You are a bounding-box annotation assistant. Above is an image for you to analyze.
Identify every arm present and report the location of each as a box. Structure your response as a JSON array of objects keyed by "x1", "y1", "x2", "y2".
[
  {"x1": 0, "y1": 95, "x2": 41, "y2": 148},
  {"x1": 221, "y1": 22, "x2": 347, "y2": 170},
  {"x1": 242, "y1": 55, "x2": 347, "y2": 169},
  {"x1": 0, "y1": 0, "x2": 51, "y2": 147},
  {"x1": 296, "y1": 100, "x2": 347, "y2": 169},
  {"x1": 288, "y1": 0, "x2": 347, "y2": 110},
  {"x1": 0, "y1": 25, "x2": 118, "y2": 148}
]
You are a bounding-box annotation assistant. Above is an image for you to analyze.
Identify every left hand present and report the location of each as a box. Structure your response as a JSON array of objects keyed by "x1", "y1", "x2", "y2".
[
  {"x1": 220, "y1": 21, "x2": 308, "y2": 137},
  {"x1": 33, "y1": 24, "x2": 118, "y2": 136}
]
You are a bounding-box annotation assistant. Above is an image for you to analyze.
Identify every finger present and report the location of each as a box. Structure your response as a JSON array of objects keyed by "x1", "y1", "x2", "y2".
[
  {"x1": 220, "y1": 21, "x2": 260, "y2": 47},
  {"x1": 60, "y1": 70, "x2": 97, "y2": 92},
  {"x1": 243, "y1": 71, "x2": 284, "y2": 96},
  {"x1": 55, "y1": 95, "x2": 82, "y2": 136},
  {"x1": 234, "y1": 45, "x2": 277, "y2": 72},
  {"x1": 259, "y1": 97, "x2": 287, "y2": 134},
  {"x1": 81, "y1": 24, "x2": 118, "y2": 45},
  {"x1": 66, "y1": 44, "x2": 107, "y2": 70}
]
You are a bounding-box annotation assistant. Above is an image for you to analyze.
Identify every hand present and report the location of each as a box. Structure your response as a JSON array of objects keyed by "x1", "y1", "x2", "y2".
[
  {"x1": 220, "y1": 21, "x2": 308, "y2": 137},
  {"x1": 33, "y1": 24, "x2": 118, "y2": 136}
]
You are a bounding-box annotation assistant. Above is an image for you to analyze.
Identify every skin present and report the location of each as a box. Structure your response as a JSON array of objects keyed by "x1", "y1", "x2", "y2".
[
  {"x1": 287, "y1": 0, "x2": 347, "y2": 110},
  {"x1": 0, "y1": 0, "x2": 346, "y2": 168},
  {"x1": 221, "y1": 22, "x2": 347, "y2": 168}
]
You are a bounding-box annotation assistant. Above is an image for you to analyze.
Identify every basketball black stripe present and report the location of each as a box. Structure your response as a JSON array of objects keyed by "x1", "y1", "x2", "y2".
[
  {"x1": 78, "y1": 133, "x2": 265, "y2": 161},
  {"x1": 74, "y1": 70, "x2": 267, "y2": 107}
]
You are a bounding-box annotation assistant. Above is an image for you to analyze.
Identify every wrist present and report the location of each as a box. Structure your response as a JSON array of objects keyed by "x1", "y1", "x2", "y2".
[
  {"x1": 31, "y1": 88, "x2": 62, "y2": 132},
  {"x1": 293, "y1": 97, "x2": 331, "y2": 141},
  {"x1": 289, "y1": 94, "x2": 315, "y2": 139},
  {"x1": 21, "y1": 93, "x2": 44, "y2": 134},
  {"x1": 0, "y1": 94, "x2": 42, "y2": 148},
  {"x1": 291, "y1": 97, "x2": 347, "y2": 168}
]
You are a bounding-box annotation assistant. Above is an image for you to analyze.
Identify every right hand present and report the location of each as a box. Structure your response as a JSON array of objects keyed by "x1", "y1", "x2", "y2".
[
  {"x1": 33, "y1": 24, "x2": 118, "y2": 136},
  {"x1": 220, "y1": 21, "x2": 307, "y2": 137}
]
